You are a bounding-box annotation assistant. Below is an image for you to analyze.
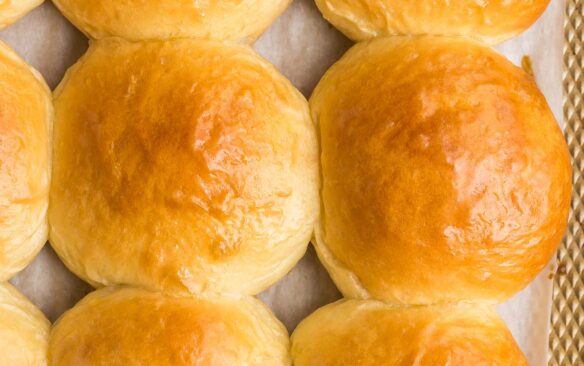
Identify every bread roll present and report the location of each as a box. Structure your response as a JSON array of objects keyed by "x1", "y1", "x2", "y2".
[
  {"x1": 0, "y1": 283, "x2": 49, "y2": 365},
  {"x1": 50, "y1": 38, "x2": 318, "y2": 295},
  {"x1": 0, "y1": 0, "x2": 43, "y2": 29},
  {"x1": 315, "y1": 0, "x2": 550, "y2": 44},
  {"x1": 291, "y1": 299, "x2": 528, "y2": 365},
  {"x1": 49, "y1": 287, "x2": 290, "y2": 365},
  {"x1": 313, "y1": 36, "x2": 571, "y2": 304},
  {"x1": 51, "y1": 0, "x2": 291, "y2": 42},
  {"x1": 0, "y1": 41, "x2": 52, "y2": 281}
]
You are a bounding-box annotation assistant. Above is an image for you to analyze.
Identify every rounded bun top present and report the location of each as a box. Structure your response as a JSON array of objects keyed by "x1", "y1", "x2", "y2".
[
  {"x1": 315, "y1": 0, "x2": 550, "y2": 44},
  {"x1": 49, "y1": 287, "x2": 290, "y2": 366},
  {"x1": 291, "y1": 299, "x2": 528, "y2": 365},
  {"x1": 0, "y1": 40, "x2": 52, "y2": 281},
  {"x1": 50, "y1": 38, "x2": 318, "y2": 296},
  {"x1": 52, "y1": 0, "x2": 291, "y2": 42},
  {"x1": 0, "y1": 0, "x2": 43, "y2": 29},
  {"x1": 0, "y1": 283, "x2": 49, "y2": 365},
  {"x1": 313, "y1": 36, "x2": 571, "y2": 304}
]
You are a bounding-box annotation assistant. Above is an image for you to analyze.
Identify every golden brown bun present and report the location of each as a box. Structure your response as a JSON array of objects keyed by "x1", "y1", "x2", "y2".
[
  {"x1": 0, "y1": 41, "x2": 52, "y2": 281},
  {"x1": 0, "y1": 0, "x2": 43, "y2": 29},
  {"x1": 49, "y1": 287, "x2": 290, "y2": 365},
  {"x1": 313, "y1": 36, "x2": 571, "y2": 304},
  {"x1": 315, "y1": 0, "x2": 550, "y2": 44},
  {"x1": 0, "y1": 283, "x2": 50, "y2": 365},
  {"x1": 51, "y1": 0, "x2": 291, "y2": 42},
  {"x1": 291, "y1": 299, "x2": 528, "y2": 365},
  {"x1": 50, "y1": 38, "x2": 318, "y2": 296}
]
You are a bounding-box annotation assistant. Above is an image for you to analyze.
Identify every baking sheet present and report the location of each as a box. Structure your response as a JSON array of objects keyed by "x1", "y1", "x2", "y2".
[
  {"x1": 549, "y1": 0, "x2": 584, "y2": 364},
  {"x1": 1, "y1": 1, "x2": 564, "y2": 365}
]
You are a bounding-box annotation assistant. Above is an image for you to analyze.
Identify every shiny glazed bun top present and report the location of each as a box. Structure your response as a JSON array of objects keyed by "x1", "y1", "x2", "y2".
[
  {"x1": 0, "y1": 41, "x2": 52, "y2": 281},
  {"x1": 52, "y1": 0, "x2": 291, "y2": 41},
  {"x1": 50, "y1": 38, "x2": 318, "y2": 296},
  {"x1": 291, "y1": 300, "x2": 528, "y2": 365},
  {"x1": 313, "y1": 36, "x2": 571, "y2": 304},
  {"x1": 315, "y1": 0, "x2": 550, "y2": 44},
  {"x1": 0, "y1": 283, "x2": 50, "y2": 365},
  {"x1": 49, "y1": 287, "x2": 290, "y2": 366},
  {"x1": 0, "y1": 0, "x2": 43, "y2": 29}
]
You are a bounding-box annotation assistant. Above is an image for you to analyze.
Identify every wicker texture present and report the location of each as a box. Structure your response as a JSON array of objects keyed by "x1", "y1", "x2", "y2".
[{"x1": 549, "y1": 1, "x2": 584, "y2": 365}]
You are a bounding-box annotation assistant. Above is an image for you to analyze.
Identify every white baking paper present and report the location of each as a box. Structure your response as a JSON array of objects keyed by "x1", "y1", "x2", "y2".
[{"x1": 2, "y1": 1, "x2": 564, "y2": 365}]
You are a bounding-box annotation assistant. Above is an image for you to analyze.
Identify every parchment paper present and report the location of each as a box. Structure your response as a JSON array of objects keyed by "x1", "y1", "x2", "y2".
[{"x1": 2, "y1": 1, "x2": 564, "y2": 365}]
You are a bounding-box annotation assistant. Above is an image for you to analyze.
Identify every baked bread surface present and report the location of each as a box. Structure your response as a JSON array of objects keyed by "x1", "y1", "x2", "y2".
[
  {"x1": 313, "y1": 36, "x2": 572, "y2": 304},
  {"x1": 0, "y1": 0, "x2": 43, "y2": 29},
  {"x1": 291, "y1": 299, "x2": 528, "y2": 365},
  {"x1": 0, "y1": 40, "x2": 52, "y2": 281},
  {"x1": 315, "y1": 0, "x2": 550, "y2": 44},
  {"x1": 50, "y1": 38, "x2": 318, "y2": 295},
  {"x1": 52, "y1": 0, "x2": 291, "y2": 42},
  {"x1": 0, "y1": 282, "x2": 49, "y2": 365},
  {"x1": 49, "y1": 287, "x2": 290, "y2": 365}
]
